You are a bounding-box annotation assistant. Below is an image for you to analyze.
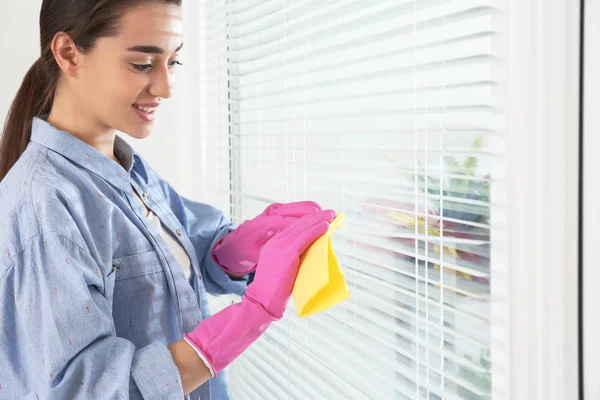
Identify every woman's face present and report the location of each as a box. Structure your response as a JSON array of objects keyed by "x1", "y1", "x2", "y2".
[{"x1": 74, "y1": 3, "x2": 183, "y2": 139}]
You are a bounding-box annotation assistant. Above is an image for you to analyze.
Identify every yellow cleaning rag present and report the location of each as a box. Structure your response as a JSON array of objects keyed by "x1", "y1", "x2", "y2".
[{"x1": 292, "y1": 212, "x2": 350, "y2": 318}]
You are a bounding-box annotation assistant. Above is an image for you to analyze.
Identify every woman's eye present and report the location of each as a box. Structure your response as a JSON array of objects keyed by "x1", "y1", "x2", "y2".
[
  {"x1": 132, "y1": 61, "x2": 182, "y2": 72},
  {"x1": 132, "y1": 64, "x2": 152, "y2": 72}
]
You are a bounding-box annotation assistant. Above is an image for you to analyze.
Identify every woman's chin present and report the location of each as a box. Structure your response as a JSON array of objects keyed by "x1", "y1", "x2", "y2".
[
  {"x1": 125, "y1": 128, "x2": 153, "y2": 140},
  {"x1": 119, "y1": 117, "x2": 155, "y2": 139}
]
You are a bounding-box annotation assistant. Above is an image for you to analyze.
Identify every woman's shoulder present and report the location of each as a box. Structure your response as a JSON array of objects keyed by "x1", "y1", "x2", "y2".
[
  {"x1": 4, "y1": 142, "x2": 84, "y2": 202},
  {"x1": 0, "y1": 145, "x2": 89, "y2": 251}
]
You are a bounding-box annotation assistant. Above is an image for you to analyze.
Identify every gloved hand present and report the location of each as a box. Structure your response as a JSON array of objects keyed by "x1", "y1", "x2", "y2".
[
  {"x1": 184, "y1": 209, "x2": 336, "y2": 377},
  {"x1": 212, "y1": 201, "x2": 323, "y2": 276}
]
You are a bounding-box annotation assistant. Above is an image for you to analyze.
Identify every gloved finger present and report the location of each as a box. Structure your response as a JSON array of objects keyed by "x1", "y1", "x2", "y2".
[
  {"x1": 234, "y1": 215, "x2": 304, "y2": 239},
  {"x1": 264, "y1": 201, "x2": 322, "y2": 218},
  {"x1": 255, "y1": 216, "x2": 296, "y2": 243},
  {"x1": 290, "y1": 220, "x2": 331, "y2": 255},
  {"x1": 260, "y1": 203, "x2": 283, "y2": 216},
  {"x1": 274, "y1": 209, "x2": 336, "y2": 245}
]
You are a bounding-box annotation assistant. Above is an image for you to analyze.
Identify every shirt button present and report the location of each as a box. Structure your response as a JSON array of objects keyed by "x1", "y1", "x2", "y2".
[
  {"x1": 112, "y1": 264, "x2": 121, "y2": 271},
  {"x1": 176, "y1": 229, "x2": 182, "y2": 236},
  {"x1": 142, "y1": 193, "x2": 149, "y2": 199}
]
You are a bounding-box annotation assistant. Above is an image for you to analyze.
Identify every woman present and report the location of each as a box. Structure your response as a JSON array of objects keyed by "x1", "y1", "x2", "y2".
[{"x1": 0, "y1": 1, "x2": 335, "y2": 399}]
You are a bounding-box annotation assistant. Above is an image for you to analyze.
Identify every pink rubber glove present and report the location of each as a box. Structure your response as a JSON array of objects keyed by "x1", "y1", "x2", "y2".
[
  {"x1": 184, "y1": 209, "x2": 336, "y2": 377},
  {"x1": 212, "y1": 201, "x2": 323, "y2": 276}
]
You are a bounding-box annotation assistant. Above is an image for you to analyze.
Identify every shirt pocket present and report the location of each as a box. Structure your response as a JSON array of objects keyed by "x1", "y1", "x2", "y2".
[
  {"x1": 110, "y1": 250, "x2": 175, "y2": 346},
  {"x1": 112, "y1": 250, "x2": 164, "y2": 281}
]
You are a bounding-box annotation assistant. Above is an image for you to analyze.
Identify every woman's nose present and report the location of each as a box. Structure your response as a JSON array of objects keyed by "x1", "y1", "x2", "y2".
[{"x1": 149, "y1": 66, "x2": 175, "y2": 99}]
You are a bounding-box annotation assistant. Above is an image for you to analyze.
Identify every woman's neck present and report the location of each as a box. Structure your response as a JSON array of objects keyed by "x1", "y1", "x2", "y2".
[{"x1": 47, "y1": 91, "x2": 119, "y2": 163}]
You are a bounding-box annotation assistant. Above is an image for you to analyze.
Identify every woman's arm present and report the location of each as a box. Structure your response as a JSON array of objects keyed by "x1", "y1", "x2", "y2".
[
  {"x1": 168, "y1": 340, "x2": 212, "y2": 395},
  {"x1": 180, "y1": 211, "x2": 335, "y2": 383}
]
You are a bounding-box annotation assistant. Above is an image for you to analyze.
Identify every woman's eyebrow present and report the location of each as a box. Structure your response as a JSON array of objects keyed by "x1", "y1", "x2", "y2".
[{"x1": 127, "y1": 42, "x2": 184, "y2": 54}]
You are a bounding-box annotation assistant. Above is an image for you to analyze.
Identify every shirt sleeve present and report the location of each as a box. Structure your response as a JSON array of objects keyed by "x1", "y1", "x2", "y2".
[
  {"x1": 0, "y1": 232, "x2": 184, "y2": 400},
  {"x1": 156, "y1": 179, "x2": 252, "y2": 297}
]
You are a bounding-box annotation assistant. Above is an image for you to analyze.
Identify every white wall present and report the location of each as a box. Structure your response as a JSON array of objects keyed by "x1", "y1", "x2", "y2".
[
  {"x1": 506, "y1": 0, "x2": 580, "y2": 398},
  {"x1": 0, "y1": 1, "x2": 43, "y2": 124},
  {"x1": 0, "y1": 1, "x2": 196, "y2": 198}
]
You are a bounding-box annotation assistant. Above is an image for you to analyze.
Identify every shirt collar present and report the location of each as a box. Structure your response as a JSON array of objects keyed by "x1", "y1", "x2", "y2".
[{"x1": 30, "y1": 116, "x2": 136, "y2": 190}]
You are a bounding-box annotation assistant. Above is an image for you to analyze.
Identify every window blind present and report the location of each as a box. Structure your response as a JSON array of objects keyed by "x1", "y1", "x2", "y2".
[{"x1": 198, "y1": 0, "x2": 506, "y2": 399}]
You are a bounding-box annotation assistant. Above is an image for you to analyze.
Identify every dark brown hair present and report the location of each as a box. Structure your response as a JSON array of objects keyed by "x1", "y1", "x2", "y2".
[{"x1": 0, "y1": 0, "x2": 181, "y2": 181}]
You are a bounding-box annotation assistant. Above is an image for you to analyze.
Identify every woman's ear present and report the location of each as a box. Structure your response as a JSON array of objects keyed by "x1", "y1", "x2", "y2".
[{"x1": 50, "y1": 32, "x2": 82, "y2": 77}]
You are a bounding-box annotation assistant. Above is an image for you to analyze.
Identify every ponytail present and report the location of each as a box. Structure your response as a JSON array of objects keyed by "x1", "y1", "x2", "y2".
[{"x1": 0, "y1": 57, "x2": 57, "y2": 181}]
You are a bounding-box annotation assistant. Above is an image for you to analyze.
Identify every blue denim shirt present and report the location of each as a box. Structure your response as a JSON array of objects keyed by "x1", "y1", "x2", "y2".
[{"x1": 0, "y1": 117, "x2": 249, "y2": 399}]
